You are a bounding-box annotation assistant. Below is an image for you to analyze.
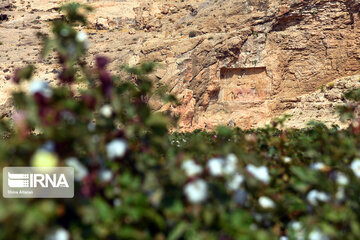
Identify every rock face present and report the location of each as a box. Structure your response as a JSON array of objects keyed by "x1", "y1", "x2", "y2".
[
  {"x1": 0, "y1": 0, "x2": 360, "y2": 130},
  {"x1": 265, "y1": 74, "x2": 360, "y2": 128}
]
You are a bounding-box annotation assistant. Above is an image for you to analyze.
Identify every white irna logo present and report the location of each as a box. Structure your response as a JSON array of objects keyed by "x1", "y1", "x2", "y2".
[
  {"x1": 8, "y1": 172, "x2": 69, "y2": 188},
  {"x1": 3, "y1": 167, "x2": 74, "y2": 198}
]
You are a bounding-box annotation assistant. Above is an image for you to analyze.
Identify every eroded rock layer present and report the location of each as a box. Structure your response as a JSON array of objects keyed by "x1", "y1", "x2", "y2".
[{"x1": 0, "y1": 0, "x2": 359, "y2": 130}]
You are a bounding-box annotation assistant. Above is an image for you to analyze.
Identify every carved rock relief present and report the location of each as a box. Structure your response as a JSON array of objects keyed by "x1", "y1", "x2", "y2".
[{"x1": 219, "y1": 67, "x2": 272, "y2": 103}]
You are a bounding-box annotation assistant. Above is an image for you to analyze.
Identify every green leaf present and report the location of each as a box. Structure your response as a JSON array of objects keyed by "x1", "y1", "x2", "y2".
[
  {"x1": 290, "y1": 166, "x2": 319, "y2": 184},
  {"x1": 93, "y1": 197, "x2": 113, "y2": 224},
  {"x1": 12, "y1": 92, "x2": 28, "y2": 109},
  {"x1": 168, "y1": 222, "x2": 188, "y2": 240}
]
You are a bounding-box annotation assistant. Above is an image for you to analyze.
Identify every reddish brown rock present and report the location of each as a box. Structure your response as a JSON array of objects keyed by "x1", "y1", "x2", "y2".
[{"x1": 0, "y1": 0, "x2": 360, "y2": 130}]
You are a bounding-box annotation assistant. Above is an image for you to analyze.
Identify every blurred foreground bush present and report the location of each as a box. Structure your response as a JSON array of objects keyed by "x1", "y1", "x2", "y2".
[{"x1": 1, "y1": 3, "x2": 360, "y2": 240}]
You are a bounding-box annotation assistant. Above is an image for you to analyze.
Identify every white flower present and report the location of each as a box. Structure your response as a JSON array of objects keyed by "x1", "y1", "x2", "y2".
[
  {"x1": 87, "y1": 122, "x2": 96, "y2": 132},
  {"x1": 106, "y1": 139, "x2": 127, "y2": 160},
  {"x1": 99, "y1": 104, "x2": 112, "y2": 118},
  {"x1": 307, "y1": 190, "x2": 330, "y2": 206},
  {"x1": 289, "y1": 222, "x2": 305, "y2": 240},
  {"x1": 227, "y1": 173, "x2": 244, "y2": 191},
  {"x1": 258, "y1": 196, "x2": 275, "y2": 209},
  {"x1": 29, "y1": 80, "x2": 52, "y2": 98},
  {"x1": 113, "y1": 198, "x2": 122, "y2": 207},
  {"x1": 99, "y1": 169, "x2": 113, "y2": 182},
  {"x1": 283, "y1": 156, "x2": 292, "y2": 163},
  {"x1": 253, "y1": 212, "x2": 264, "y2": 222},
  {"x1": 290, "y1": 221, "x2": 302, "y2": 231},
  {"x1": 280, "y1": 236, "x2": 289, "y2": 240},
  {"x1": 46, "y1": 228, "x2": 70, "y2": 240},
  {"x1": 207, "y1": 158, "x2": 225, "y2": 176},
  {"x1": 181, "y1": 159, "x2": 203, "y2": 177},
  {"x1": 76, "y1": 31, "x2": 88, "y2": 42},
  {"x1": 310, "y1": 162, "x2": 327, "y2": 171},
  {"x1": 351, "y1": 159, "x2": 360, "y2": 178},
  {"x1": 65, "y1": 157, "x2": 88, "y2": 181},
  {"x1": 246, "y1": 164, "x2": 270, "y2": 184},
  {"x1": 308, "y1": 229, "x2": 329, "y2": 240},
  {"x1": 184, "y1": 179, "x2": 208, "y2": 204},
  {"x1": 335, "y1": 187, "x2": 346, "y2": 201},
  {"x1": 223, "y1": 153, "x2": 238, "y2": 175},
  {"x1": 335, "y1": 171, "x2": 349, "y2": 186}
]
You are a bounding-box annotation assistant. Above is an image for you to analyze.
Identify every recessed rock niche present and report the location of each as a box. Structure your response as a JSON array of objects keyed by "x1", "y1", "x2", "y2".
[{"x1": 219, "y1": 67, "x2": 272, "y2": 102}]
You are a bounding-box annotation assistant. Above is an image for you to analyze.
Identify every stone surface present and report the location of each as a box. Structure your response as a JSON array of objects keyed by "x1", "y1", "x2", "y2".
[
  {"x1": 278, "y1": 74, "x2": 360, "y2": 128},
  {"x1": 0, "y1": 0, "x2": 360, "y2": 130}
]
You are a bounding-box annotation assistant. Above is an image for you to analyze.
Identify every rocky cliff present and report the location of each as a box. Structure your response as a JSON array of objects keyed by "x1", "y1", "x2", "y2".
[{"x1": 1, "y1": 0, "x2": 360, "y2": 130}]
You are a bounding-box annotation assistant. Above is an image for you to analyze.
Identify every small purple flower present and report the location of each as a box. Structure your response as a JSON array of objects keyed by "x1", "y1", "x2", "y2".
[
  {"x1": 38, "y1": 107, "x2": 60, "y2": 126},
  {"x1": 30, "y1": 80, "x2": 53, "y2": 112},
  {"x1": 99, "y1": 70, "x2": 112, "y2": 98},
  {"x1": 81, "y1": 172, "x2": 97, "y2": 197},
  {"x1": 96, "y1": 56, "x2": 109, "y2": 69},
  {"x1": 12, "y1": 68, "x2": 21, "y2": 84},
  {"x1": 58, "y1": 69, "x2": 75, "y2": 84},
  {"x1": 81, "y1": 94, "x2": 96, "y2": 109},
  {"x1": 58, "y1": 54, "x2": 67, "y2": 64},
  {"x1": 33, "y1": 93, "x2": 51, "y2": 107}
]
